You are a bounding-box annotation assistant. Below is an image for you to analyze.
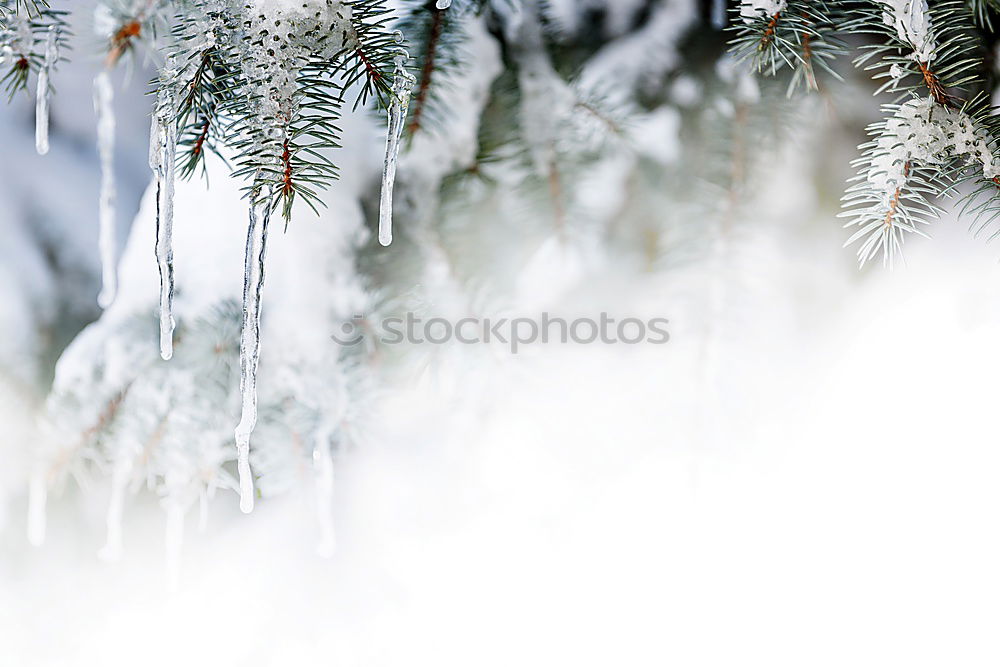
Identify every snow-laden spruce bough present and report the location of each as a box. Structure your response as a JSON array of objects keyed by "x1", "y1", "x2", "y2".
[
  {"x1": 8, "y1": 0, "x2": 1000, "y2": 571},
  {"x1": 5, "y1": 0, "x2": 414, "y2": 517},
  {"x1": 733, "y1": 0, "x2": 1000, "y2": 266}
]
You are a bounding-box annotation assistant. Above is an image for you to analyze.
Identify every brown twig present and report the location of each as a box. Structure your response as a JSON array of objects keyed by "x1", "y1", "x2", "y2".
[
  {"x1": 575, "y1": 100, "x2": 625, "y2": 136},
  {"x1": 800, "y1": 15, "x2": 818, "y2": 91},
  {"x1": 760, "y1": 12, "x2": 781, "y2": 50},
  {"x1": 281, "y1": 138, "x2": 293, "y2": 198},
  {"x1": 191, "y1": 117, "x2": 211, "y2": 157},
  {"x1": 407, "y1": 7, "x2": 445, "y2": 136},
  {"x1": 105, "y1": 19, "x2": 141, "y2": 69},
  {"x1": 355, "y1": 47, "x2": 384, "y2": 86},
  {"x1": 884, "y1": 161, "x2": 911, "y2": 229},
  {"x1": 47, "y1": 388, "x2": 129, "y2": 480},
  {"x1": 918, "y1": 61, "x2": 956, "y2": 108}
]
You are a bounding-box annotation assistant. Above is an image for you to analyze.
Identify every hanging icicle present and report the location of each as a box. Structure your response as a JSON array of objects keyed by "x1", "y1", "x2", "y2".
[
  {"x1": 377, "y1": 56, "x2": 416, "y2": 246},
  {"x1": 150, "y1": 60, "x2": 179, "y2": 360},
  {"x1": 98, "y1": 456, "x2": 132, "y2": 562},
  {"x1": 313, "y1": 429, "x2": 336, "y2": 558},
  {"x1": 234, "y1": 190, "x2": 272, "y2": 513},
  {"x1": 94, "y1": 71, "x2": 118, "y2": 308},
  {"x1": 35, "y1": 25, "x2": 60, "y2": 156}
]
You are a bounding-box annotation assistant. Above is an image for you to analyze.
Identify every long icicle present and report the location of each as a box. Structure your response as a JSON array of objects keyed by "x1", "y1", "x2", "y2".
[
  {"x1": 98, "y1": 455, "x2": 132, "y2": 562},
  {"x1": 151, "y1": 61, "x2": 178, "y2": 360},
  {"x1": 35, "y1": 25, "x2": 59, "y2": 155},
  {"x1": 377, "y1": 56, "x2": 416, "y2": 246},
  {"x1": 94, "y1": 71, "x2": 118, "y2": 308},
  {"x1": 235, "y1": 190, "x2": 271, "y2": 513},
  {"x1": 313, "y1": 428, "x2": 336, "y2": 558}
]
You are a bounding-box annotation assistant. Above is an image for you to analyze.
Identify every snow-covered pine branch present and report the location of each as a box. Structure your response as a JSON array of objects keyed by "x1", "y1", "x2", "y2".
[
  {"x1": 730, "y1": 0, "x2": 845, "y2": 94},
  {"x1": 0, "y1": 1, "x2": 67, "y2": 118},
  {"x1": 840, "y1": 0, "x2": 1000, "y2": 266},
  {"x1": 727, "y1": 0, "x2": 1000, "y2": 266}
]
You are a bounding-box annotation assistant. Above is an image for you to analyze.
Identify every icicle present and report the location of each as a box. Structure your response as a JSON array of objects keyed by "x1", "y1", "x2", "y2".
[
  {"x1": 151, "y1": 61, "x2": 178, "y2": 361},
  {"x1": 234, "y1": 192, "x2": 272, "y2": 513},
  {"x1": 377, "y1": 57, "x2": 416, "y2": 247},
  {"x1": 313, "y1": 430, "x2": 336, "y2": 558},
  {"x1": 26, "y1": 472, "x2": 47, "y2": 547},
  {"x1": 148, "y1": 112, "x2": 160, "y2": 167},
  {"x1": 98, "y1": 456, "x2": 132, "y2": 562},
  {"x1": 35, "y1": 26, "x2": 59, "y2": 156},
  {"x1": 94, "y1": 71, "x2": 118, "y2": 308},
  {"x1": 164, "y1": 502, "x2": 183, "y2": 592}
]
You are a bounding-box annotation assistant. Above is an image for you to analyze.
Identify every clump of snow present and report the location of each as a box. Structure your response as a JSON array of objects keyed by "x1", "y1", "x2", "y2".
[
  {"x1": 247, "y1": 0, "x2": 355, "y2": 61},
  {"x1": 740, "y1": 0, "x2": 787, "y2": 21},
  {"x1": 868, "y1": 97, "x2": 999, "y2": 203},
  {"x1": 235, "y1": 0, "x2": 356, "y2": 164},
  {"x1": 879, "y1": 0, "x2": 935, "y2": 62}
]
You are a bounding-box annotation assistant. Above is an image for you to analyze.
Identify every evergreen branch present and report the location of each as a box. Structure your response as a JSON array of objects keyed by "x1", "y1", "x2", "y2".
[
  {"x1": 407, "y1": 4, "x2": 444, "y2": 136},
  {"x1": 396, "y1": 0, "x2": 474, "y2": 138},
  {"x1": 99, "y1": 0, "x2": 170, "y2": 69},
  {"x1": 0, "y1": 0, "x2": 48, "y2": 23},
  {"x1": 728, "y1": 0, "x2": 845, "y2": 94},
  {"x1": 331, "y1": 0, "x2": 402, "y2": 108},
  {"x1": 0, "y1": 2, "x2": 68, "y2": 99},
  {"x1": 841, "y1": 0, "x2": 1000, "y2": 266}
]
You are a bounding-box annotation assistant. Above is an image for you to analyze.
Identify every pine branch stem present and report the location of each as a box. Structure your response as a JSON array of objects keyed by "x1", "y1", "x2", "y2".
[
  {"x1": 918, "y1": 61, "x2": 954, "y2": 108},
  {"x1": 761, "y1": 12, "x2": 781, "y2": 50},
  {"x1": 192, "y1": 117, "x2": 210, "y2": 157},
  {"x1": 355, "y1": 47, "x2": 384, "y2": 84},
  {"x1": 800, "y1": 14, "x2": 817, "y2": 91},
  {"x1": 884, "y1": 161, "x2": 911, "y2": 229},
  {"x1": 407, "y1": 6, "x2": 444, "y2": 136},
  {"x1": 105, "y1": 20, "x2": 141, "y2": 69}
]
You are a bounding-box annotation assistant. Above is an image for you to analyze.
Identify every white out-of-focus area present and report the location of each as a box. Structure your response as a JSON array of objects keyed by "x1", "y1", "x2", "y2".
[{"x1": 2, "y1": 208, "x2": 1000, "y2": 666}]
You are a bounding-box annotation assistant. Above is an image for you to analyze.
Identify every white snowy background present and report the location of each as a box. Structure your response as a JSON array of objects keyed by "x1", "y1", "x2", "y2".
[{"x1": 3, "y1": 1, "x2": 1000, "y2": 665}]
